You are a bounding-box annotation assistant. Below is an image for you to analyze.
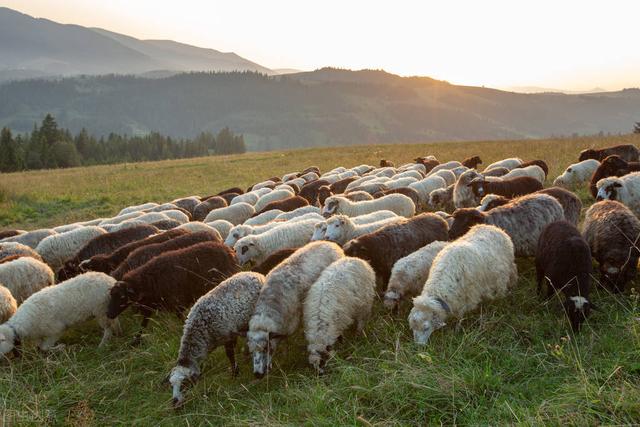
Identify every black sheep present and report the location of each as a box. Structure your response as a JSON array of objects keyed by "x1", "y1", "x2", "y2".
[
  {"x1": 0, "y1": 230, "x2": 22, "y2": 240},
  {"x1": 299, "y1": 179, "x2": 330, "y2": 205},
  {"x1": 470, "y1": 176, "x2": 542, "y2": 199}
]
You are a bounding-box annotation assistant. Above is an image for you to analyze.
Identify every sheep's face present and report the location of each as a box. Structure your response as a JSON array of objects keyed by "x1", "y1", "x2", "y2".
[
  {"x1": 0, "y1": 326, "x2": 15, "y2": 355},
  {"x1": 235, "y1": 239, "x2": 258, "y2": 266},
  {"x1": 247, "y1": 330, "x2": 281, "y2": 378},
  {"x1": 563, "y1": 296, "x2": 591, "y2": 331},
  {"x1": 107, "y1": 283, "x2": 135, "y2": 319},
  {"x1": 324, "y1": 218, "x2": 347, "y2": 243},
  {"x1": 322, "y1": 199, "x2": 340, "y2": 218},
  {"x1": 468, "y1": 178, "x2": 486, "y2": 198},
  {"x1": 344, "y1": 240, "x2": 369, "y2": 262},
  {"x1": 448, "y1": 209, "x2": 485, "y2": 240},
  {"x1": 311, "y1": 223, "x2": 327, "y2": 241},
  {"x1": 579, "y1": 149, "x2": 597, "y2": 162},
  {"x1": 596, "y1": 182, "x2": 622, "y2": 201},
  {"x1": 408, "y1": 308, "x2": 445, "y2": 345},
  {"x1": 308, "y1": 345, "x2": 332, "y2": 374},
  {"x1": 225, "y1": 226, "x2": 250, "y2": 247},
  {"x1": 169, "y1": 365, "x2": 199, "y2": 408}
]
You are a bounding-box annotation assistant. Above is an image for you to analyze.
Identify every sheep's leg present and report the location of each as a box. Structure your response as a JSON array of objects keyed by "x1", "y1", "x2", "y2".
[
  {"x1": 224, "y1": 338, "x2": 239, "y2": 377},
  {"x1": 96, "y1": 316, "x2": 115, "y2": 347},
  {"x1": 131, "y1": 307, "x2": 153, "y2": 346}
]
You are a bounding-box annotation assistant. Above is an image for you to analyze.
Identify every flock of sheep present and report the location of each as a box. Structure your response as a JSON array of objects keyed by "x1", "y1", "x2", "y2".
[{"x1": 0, "y1": 142, "x2": 639, "y2": 408}]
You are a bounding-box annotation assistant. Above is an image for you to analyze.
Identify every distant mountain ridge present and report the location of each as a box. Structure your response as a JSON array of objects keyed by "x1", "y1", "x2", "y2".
[{"x1": 0, "y1": 7, "x2": 272, "y2": 81}]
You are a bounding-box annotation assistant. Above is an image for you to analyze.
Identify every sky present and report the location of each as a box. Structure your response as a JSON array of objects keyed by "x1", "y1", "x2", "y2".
[{"x1": 4, "y1": 0, "x2": 640, "y2": 91}]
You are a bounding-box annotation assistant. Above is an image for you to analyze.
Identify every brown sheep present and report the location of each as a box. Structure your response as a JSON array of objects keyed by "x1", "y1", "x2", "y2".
[
  {"x1": 579, "y1": 144, "x2": 639, "y2": 163},
  {"x1": 380, "y1": 159, "x2": 395, "y2": 168},
  {"x1": 256, "y1": 196, "x2": 309, "y2": 215},
  {"x1": 193, "y1": 197, "x2": 228, "y2": 221},
  {"x1": 516, "y1": 160, "x2": 549, "y2": 178},
  {"x1": 469, "y1": 176, "x2": 543, "y2": 199},
  {"x1": 251, "y1": 248, "x2": 297, "y2": 275},
  {"x1": 461, "y1": 156, "x2": 482, "y2": 169},
  {"x1": 299, "y1": 179, "x2": 330, "y2": 205},
  {"x1": 589, "y1": 155, "x2": 640, "y2": 198}
]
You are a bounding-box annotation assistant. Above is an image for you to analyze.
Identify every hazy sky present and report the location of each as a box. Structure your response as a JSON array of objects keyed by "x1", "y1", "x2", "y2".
[{"x1": 5, "y1": 0, "x2": 640, "y2": 91}]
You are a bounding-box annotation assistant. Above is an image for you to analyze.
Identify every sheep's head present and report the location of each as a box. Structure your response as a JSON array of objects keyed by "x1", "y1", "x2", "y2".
[
  {"x1": 407, "y1": 298, "x2": 448, "y2": 345},
  {"x1": 107, "y1": 282, "x2": 136, "y2": 319},
  {"x1": 234, "y1": 237, "x2": 259, "y2": 267},
  {"x1": 479, "y1": 194, "x2": 509, "y2": 212},
  {"x1": 247, "y1": 330, "x2": 285, "y2": 378},
  {"x1": 596, "y1": 179, "x2": 622, "y2": 201},
  {"x1": 383, "y1": 290, "x2": 402, "y2": 310},
  {"x1": 324, "y1": 216, "x2": 350, "y2": 243},
  {"x1": 562, "y1": 296, "x2": 592, "y2": 332},
  {"x1": 0, "y1": 325, "x2": 16, "y2": 355},
  {"x1": 448, "y1": 208, "x2": 486, "y2": 240},
  {"x1": 317, "y1": 186, "x2": 333, "y2": 206},
  {"x1": 463, "y1": 156, "x2": 482, "y2": 168},
  {"x1": 311, "y1": 222, "x2": 327, "y2": 241},
  {"x1": 308, "y1": 344, "x2": 333, "y2": 374},
  {"x1": 468, "y1": 177, "x2": 488, "y2": 198},
  {"x1": 225, "y1": 225, "x2": 251, "y2": 247},
  {"x1": 579, "y1": 149, "x2": 598, "y2": 162},
  {"x1": 168, "y1": 365, "x2": 200, "y2": 408},
  {"x1": 322, "y1": 198, "x2": 341, "y2": 218}
]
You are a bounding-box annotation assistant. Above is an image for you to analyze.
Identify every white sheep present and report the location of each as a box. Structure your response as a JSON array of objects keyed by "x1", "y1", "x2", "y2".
[
  {"x1": 287, "y1": 177, "x2": 306, "y2": 188},
  {"x1": 0, "y1": 272, "x2": 121, "y2": 354},
  {"x1": 451, "y1": 166, "x2": 470, "y2": 178},
  {"x1": 274, "y1": 206, "x2": 321, "y2": 221},
  {"x1": 252, "y1": 180, "x2": 277, "y2": 191},
  {"x1": 275, "y1": 184, "x2": 296, "y2": 193},
  {"x1": 100, "y1": 211, "x2": 145, "y2": 226},
  {"x1": 484, "y1": 157, "x2": 523, "y2": 172},
  {"x1": 430, "y1": 169, "x2": 456, "y2": 186},
  {"x1": 596, "y1": 172, "x2": 640, "y2": 217},
  {"x1": 254, "y1": 189, "x2": 295, "y2": 213},
  {"x1": 156, "y1": 209, "x2": 190, "y2": 224},
  {"x1": 399, "y1": 163, "x2": 427, "y2": 174},
  {"x1": 118, "y1": 202, "x2": 159, "y2": 216},
  {"x1": 230, "y1": 192, "x2": 259, "y2": 206},
  {"x1": 205, "y1": 219, "x2": 234, "y2": 239},
  {"x1": 234, "y1": 218, "x2": 321, "y2": 266},
  {"x1": 501, "y1": 165, "x2": 546, "y2": 184},
  {"x1": 0, "y1": 285, "x2": 17, "y2": 323},
  {"x1": 203, "y1": 203, "x2": 255, "y2": 225},
  {"x1": 300, "y1": 171, "x2": 320, "y2": 182},
  {"x1": 384, "y1": 177, "x2": 419, "y2": 190},
  {"x1": 428, "y1": 185, "x2": 455, "y2": 212},
  {"x1": 322, "y1": 194, "x2": 415, "y2": 218},
  {"x1": 324, "y1": 215, "x2": 403, "y2": 245},
  {"x1": 350, "y1": 165, "x2": 373, "y2": 175},
  {"x1": 0, "y1": 257, "x2": 55, "y2": 304},
  {"x1": 244, "y1": 209, "x2": 284, "y2": 226},
  {"x1": 453, "y1": 169, "x2": 483, "y2": 208},
  {"x1": 52, "y1": 224, "x2": 84, "y2": 233},
  {"x1": 0, "y1": 242, "x2": 43, "y2": 262},
  {"x1": 409, "y1": 176, "x2": 447, "y2": 211},
  {"x1": 408, "y1": 224, "x2": 517, "y2": 344},
  {"x1": 303, "y1": 257, "x2": 375, "y2": 373},
  {"x1": 175, "y1": 222, "x2": 222, "y2": 238},
  {"x1": 36, "y1": 226, "x2": 106, "y2": 273},
  {"x1": 248, "y1": 241, "x2": 344, "y2": 377},
  {"x1": 428, "y1": 161, "x2": 462, "y2": 175},
  {"x1": 282, "y1": 172, "x2": 299, "y2": 182},
  {"x1": 0, "y1": 229, "x2": 57, "y2": 249},
  {"x1": 311, "y1": 222, "x2": 328, "y2": 241},
  {"x1": 384, "y1": 241, "x2": 448, "y2": 311},
  {"x1": 552, "y1": 159, "x2": 600, "y2": 190},
  {"x1": 393, "y1": 170, "x2": 423, "y2": 180},
  {"x1": 133, "y1": 212, "x2": 171, "y2": 225},
  {"x1": 346, "y1": 175, "x2": 377, "y2": 192}
]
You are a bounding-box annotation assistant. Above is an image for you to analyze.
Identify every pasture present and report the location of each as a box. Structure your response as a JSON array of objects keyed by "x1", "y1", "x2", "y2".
[{"x1": 1, "y1": 134, "x2": 639, "y2": 425}]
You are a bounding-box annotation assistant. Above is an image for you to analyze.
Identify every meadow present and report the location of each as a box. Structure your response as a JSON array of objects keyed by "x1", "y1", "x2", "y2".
[{"x1": 1, "y1": 134, "x2": 640, "y2": 425}]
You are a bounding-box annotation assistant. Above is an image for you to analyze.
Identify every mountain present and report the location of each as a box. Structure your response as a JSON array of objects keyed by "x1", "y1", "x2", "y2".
[
  {"x1": 507, "y1": 86, "x2": 608, "y2": 95},
  {"x1": 0, "y1": 7, "x2": 272, "y2": 81},
  {"x1": 1, "y1": 68, "x2": 638, "y2": 151}
]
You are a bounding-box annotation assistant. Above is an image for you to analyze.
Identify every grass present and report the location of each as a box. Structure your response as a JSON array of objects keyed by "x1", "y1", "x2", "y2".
[{"x1": 1, "y1": 134, "x2": 640, "y2": 425}]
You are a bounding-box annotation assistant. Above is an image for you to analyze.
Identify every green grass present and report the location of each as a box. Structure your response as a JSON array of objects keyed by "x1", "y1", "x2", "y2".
[{"x1": 1, "y1": 134, "x2": 640, "y2": 425}]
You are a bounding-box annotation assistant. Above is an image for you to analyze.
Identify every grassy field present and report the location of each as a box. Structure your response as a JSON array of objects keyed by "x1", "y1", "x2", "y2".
[{"x1": 1, "y1": 134, "x2": 640, "y2": 425}]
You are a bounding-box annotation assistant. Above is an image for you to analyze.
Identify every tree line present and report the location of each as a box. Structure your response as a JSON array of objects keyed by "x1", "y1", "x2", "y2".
[{"x1": 0, "y1": 114, "x2": 246, "y2": 172}]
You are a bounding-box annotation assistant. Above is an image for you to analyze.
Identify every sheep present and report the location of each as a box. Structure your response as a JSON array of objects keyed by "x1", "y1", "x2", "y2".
[
  {"x1": 282, "y1": 172, "x2": 300, "y2": 182},
  {"x1": 203, "y1": 203, "x2": 255, "y2": 225},
  {"x1": 253, "y1": 190, "x2": 294, "y2": 213},
  {"x1": 399, "y1": 163, "x2": 427, "y2": 175},
  {"x1": 256, "y1": 196, "x2": 309, "y2": 215},
  {"x1": 225, "y1": 222, "x2": 283, "y2": 247},
  {"x1": 36, "y1": 226, "x2": 106, "y2": 273},
  {"x1": 0, "y1": 242, "x2": 43, "y2": 263},
  {"x1": 193, "y1": 197, "x2": 227, "y2": 221},
  {"x1": 324, "y1": 215, "x2": 403, "y2": 245},
  {"x1": 536, "y1": 221, "x2": 593, "y2": 331},
  {"x1": 583, "y1": 200, "x2": 640, "y2": 292},
  {"x1": 450, "y1": 166, "x2": 470, "y2": 178},
  {"x1": 383, "y1": 176, "x2": 419, "y2": 190},
  {"x1": 344, "y1": 213, "x2": 449, "y2": 285},
  {"x1": 0, "y1": 229, "x2": 57, "y2": 249},
  {"x1": 168, "y1": 272, "x2": 265, "y2": 407},
  {"x1": 479, "y1": 187, "x2": 582, "y2": 226},
  {"x1": 206, "y1": 220, "x2": 234, "y2": 239},
  {"x1": 175, "y1": 222, "x2": 222, "y2": 237},
  {"x1": 118, "y1": 202, "x2": 159, "y2": 216},
  {"x1": 393, "y1": 170, "x2": 423, "y2": 180},
  {"x1": 516, "y1": 160, "x2": 549, "y2": 178},
  {"x1": 449, "y1": 193, "x2": 564, "y2": 257},
  {"x1": 0, "y1": 272, "x2": 120, "y2": 355},
  {"x1": 348, "y1": 182, "x2": 389, "y2": 195},
  {"x1": 372, "y1": 187, "x2": 421, "y2": 209},
  {"x1": 408, "y1": 224, "x2": 517, "y2": 344},
  {"x1": 453, "y1": 169, "x2": 483, "y2": 208},
  {"x1": 329, "y1": 177, "x2": 358, "y2": 194},
  {"x1": 427, "y1": 185, "x2": 455, "y2": 212},
  {"x1": 274, "y1": 206, "x2": 321, "y2": 221},
  {"x1": 169, "y1": 197, "x2": 201, "y2": 214},
  {"x1": 104, "y1": 219, "x2": 152, "y2": 233},
  {"x1": 0, "y1": 230, "x2": 24, "y2": 240},
  {"x1": 468, "y1": 176, "x2": 543, "y2": 200},
  {"x1": 462, "y1": 156, "x2": 482, "y2": 169},
  {"x1": 430, "y1": 169, "x2": 456, "y2": 187},
  {"x1": 299, "y1": 179, "x2": 331, "y2": 205},
  {"x1": 230, "y1": 192, "x2": 259, "y2": 206},
  {"x1": 414, "y1": 158, "x2": 439, "y2": 174},
  {"x1": 579, "y1": 144, "x2": 640, "y2": 163},
  {"x1": 80, "y1": 228, "x2": 188, "y2": 274},
  {"x1": 482, "y1": 167, "x2": 509, "y2": 177},
  {"x1": 53, "y1": 224, "x2": 84, "y2": 233},
  {"x1": 483, "y1": 157, "x2": 523, "y2": 172},
  {"x1": 345, "y1": 175, "x2": 377, "y2": 192},
  {"x1": 367, "y1": 167, "x2": 395, "y2": 178},
  {"x1": 100, "y1": 211, "x2": 145, "y2": 226},
  {"x1": 383, "y1": 241, "x2": 448, "y2": 311},
  {"x1": 248, "y1": 241, "x2": 344, "y2": 377},
  {"x1": 311, "y1": 222, "x2": 328, "y2": 241},
  {"x1": 219, "y1": 192, "x2": 240, "y2": 205},
  {"x1": 589, "y1": 155, "x2": 640, "y2": 198},
  {"x1": 111, "y1": 230, "x2": 221, "y2": 280},
  {"x1": 553, "y1": 159, "x2": 600, "y2": 190},
  {"x1": 501, "y1": 165, "x2": 546, "y2": 184},
  {"x1": 343, "y1": 191, "x2": 375, "y2": 202},
  {"x1": 434, "y1": 211, "x2": 454, "y2": 228},
  {"x1": 349, "y1": 165, "x2": 372, "y2": 175},
  {"x1": 429, "y1": 161, "x2": 462, "y2": 175},
  {"x1": 299, "y1": 171, "x2": 320, "y2": 183},
  {"x1": 275, "y1": 184, "x2": 296, "y2": 194},
  {"x1": 596, "y1": 172, "x2": 640, "y2": 217},
  {"x1": 217, "y1": 187, "x2": 244, "y2": 196},
  {"x1": 108, "y1": 242, "x2": 239, "y2": 339},
  {"x1": 304, "y1": 257, "x2": 375, "y2": 373},
  {"x1": 322, "y1": 194, "x2": 415, "y2": 218},
  {"x1": 251, "y1": 248, "x2": 297, "y2": 275},
  {"x1": 234, "y1": 218, "x2": 321, "y2": 267},
  {"x1": 251, "y1": 180, "x2": 277, "y2": 191},
  {"x1": 0, "y1": 285, "x2": 16, "y2": 323},
  {"x1": 380, "y1": 159, "x2": 395, "y2": 167},
  {"x1": 243, "y1": 209, "x2": 284, "y2": 226},
  {"x1": 0, "y1": 257, "x2": 54, "y2": 304},
  {"x1": 134, "y1": 212, "x2": 174, "y2": 225}
]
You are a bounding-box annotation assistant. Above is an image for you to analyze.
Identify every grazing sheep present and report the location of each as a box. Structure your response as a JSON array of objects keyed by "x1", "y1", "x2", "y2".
[
  {"x1": 168, "y1": 272, "x2": 265, "y2": 407},
  {"x1": 483, "y1": 157, "x2": 523, "y2": 172},
  {"x1": 516, "y1": 160, "x2": 549, "y2": 178},
  {"x1": 248, "y1": 241, "x2": 344, "y2": 377},
  {"x1": 53, "y1": 224, "x2": 84, "y2": 233},
  {"x1": 393, "y1": 170, "x2": 423, "y2": 180},
  {"x1": 329, "y1": 177, "x2": 359, "y2": 194},
  {"x1": 299, "y1": 179, "x2": 331, "y2": 205},
  {"x1": 596, "y1": 172, "x2": 640, "y2": 217},
  {"x1": 217, "y1": 187, "x2": 244, "y2": 196},
  {"x1": 118, "y1": 202, "x2": 159, "y2": 216},
  {"x1": 579, "y1": 144, "x2": 640, "y2": 163},
  {"x1": 344, "y1": 191, "x2": 375, "y2": 202},
  {"x1": 380, "y1": 159, "x2": 395, "y2": 167},
  {"x1": 274, "y1": 206, "x2": 321, "y2": 221},
  {"x1": 100, "y1": 211, "x2": 144, "y2": 226},
  {"x1": 234, "y1": 219, "x2": 321, "y2": 266},
  {"x1": 0, "y1": 229, "x2": 57, "y2": 249},
  {"x1": 257, "y1": 196, "x2": 309, "y2": 215},
  {"x1": 322, "y1": 194, "x2": 415, "y2": 218},
  {"x1": 149, "y1": 219, "x2": 182, "y2": 230},
  {"x1": 243, "y1": 209, "x2": 284, "y2": 226},
  {"x1": 304, "y1": 257, "x2": 375, "y2": 373},
  {"x1": 108, "y1": 242, "x2": 239, "y2": 337},
  {"x1": 170, "y1": 197, "x2": 201, "y2": 215},
  {"x1": 501, "y1": 165, "x2": 546, "y2": 184},
  {"x1": 254, "y1": 190, "x2": 295, "y2": 213},
  {"x1": 450, "y1": 166, "x2": 470, "y2": 178},
  {"x1": 453, "y1": 169, "x2": 483, "y2": 208},
  {"x1": 553, "y1": 159, "x2": 600, "y2": 190},
  {"x1": 0, "y1": 272, "x2": 120, "y2": 355},
  {"x1": 324, "y1": 215, "x2": 403, "y2": 245},
  {"x1": 372, "y1": 187, "x2": 421, "y2": 209},
  {"x1": 449, "y1": 193, "x2": 564, "y2": 256},
  {"x1": 193, "y1": 197, "x2": 228, "y2": 221},
  {"x1": 0, "y1": 230, "x2": 24, "y2": 240},
  {"x1": 80, "y1": 229, "x2": 188, "y2": 274},
  {"x1": 250, "y1": 180, "x2": 277, "y2": 192},
  {"x1": 414, "y1": 158, "x2": 439, "y2": 174},
  {"x1": 429, "y1": 161, "x2": 462, "y2": 175},
  {"x1": 225, "y1": 222, "x2": 283, "y2": 247},
  {"x1": 36, "y1": 226, "x2": 106, "y2": 273},
  {"x1": 203, "y1": 203, "x2": 255, "y2": 225},
  {"x1": 0, "y1": 285, "x2": 16, "y2": 323},
  {"x1": 408, "y1": 224, "x2": 517, "y2": 344},
  {"x1": 344, "y1": 213, "x2": 449, "y2": 285},
  {"x1": 383, "y1": 240, "x2": 448, "y2": 311},
  {"x1": 206, "y1": 220, "x2": 234, "y2": 239},
  {"x1": 275, "y1": 184, "x2": 296, "y2": 194},
  {"x1": 0, "y1": 242, "x2": 43, "y2": 263},
  {"x1": 482, "y1": 167, "x2": 509, "y2": 177},
  {"x1": 251, "y1": 248, "x2": 297, "y2": 275},
  {"x1": 427, "y1": 185, "x2": 455, "y2": 212},
  {"x1": 429, "y1": 170, "x2": 455, "y2": 187},
  {"x1": 230, "y1": 192, "x2": 259, "y2": 206},
  {"x1": 536, "y1": 221, "x2": 593, "y2": 331},
  {"x1": 589, "y1": 155, "x2": 640, "y2": 198},
  {"x1": 311, "y1": 222, "x2": 328, "y2": 241},
  {"x1": 384, "y1": 177, "x2": 419, "y2": 190},
  {"x1": 583, "y1": 200, "x2": 640, "y2": 292},
  {"x1": 135, "y1": 212, "x2": 174, "y2": 225},
  {"x1": 349, "y1": 182, "x2": 389, "y2": 195},
  {"x1": 462, "y1": 156, "x2": 482, "y2": 169},
  {"x1": 175, "y1": 222, "x2": 221, "y2": 237},
  {"x1": 469, "y1": 176, "x2": 543, "y2": 200},
  {"x1": 219, "y1": 193, "x2": 240, "y2": 204}
]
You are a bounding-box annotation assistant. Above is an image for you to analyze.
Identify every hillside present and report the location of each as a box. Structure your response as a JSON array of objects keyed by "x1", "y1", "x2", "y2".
[
  {"x1": 0, "y1": 135, "x2": 639, "y2": 425},
  {"x1": 0, "y1": 7, "x2": 271, "y2": 81},
  {"x1": 0, "y1": 69, "x2": 639, "y2": 151}
]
